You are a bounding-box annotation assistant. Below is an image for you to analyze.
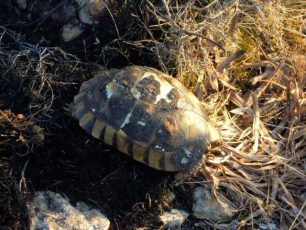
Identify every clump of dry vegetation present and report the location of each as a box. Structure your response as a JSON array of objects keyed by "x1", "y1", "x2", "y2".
[
  {"x1": 0, "y1": 27, "x2": 98, "y2": 135},
  {"x1": 146, "y1": 0, "x2": 305, "y2": 229}
]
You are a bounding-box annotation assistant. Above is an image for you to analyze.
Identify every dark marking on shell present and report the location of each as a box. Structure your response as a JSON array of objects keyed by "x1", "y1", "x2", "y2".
[
  {"x1": 143, "y1": 147, "x2": 150, "y2": 165},
  {"x1": 154, "y1": 126, "x2": 173, "y2": 152},
  {"x1": 112, "y1": 131, "x2": 118, "y2": 149},
  {"x1": 167, "y1": 88, "x2": 180, "y2": 106},
  {"x1": 127, "y1": 140, "x2": 134, "y2": 157},
  {"x1": 171, "y1": 138, "x2": 206, "y2": 170},
  {"x1": 121, "y1": 103, "x2": 158, "y2": 143},
  {"x1": 102, "y1": 86, "x2": 136, "y2": 129},
  {"x1": 158, "y1": 154, "x2": 165, "y2": 170},
  {"x1": 91, "y1": 119, "x2": 107, "y2": 139},
  {"x1": 152, "y1": 116, "x2": 184, "y2": 152},
  {"x1": 136, "y1": 75, "x2": 160, "y2": 103},
  {"x1": 154, "y1": 98, "x2": 176, "y2": 113},
  {"x1": 99, "y1": 126, "x2": 106, "y2": 140}
]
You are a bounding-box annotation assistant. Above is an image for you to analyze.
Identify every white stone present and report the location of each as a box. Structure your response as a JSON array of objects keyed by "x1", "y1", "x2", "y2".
[
  {"x1": 62, "y1": 23, "x2": 84, "y2": 42},
  {"x1": 76, "y1": 0, "x2": 108, "y2": 24},
  {"x1": 193, "y1": 187, "x2": 237, "y2": 222},
  {"x1": 27, "y1": 191, "x2": 110, "y2": 230},
  {"x1": 159, "y1": 209, "x2": 189, "y2": 229},
  {"x1": 78, "y1": 4, "x2": 93, "y2": 25}
]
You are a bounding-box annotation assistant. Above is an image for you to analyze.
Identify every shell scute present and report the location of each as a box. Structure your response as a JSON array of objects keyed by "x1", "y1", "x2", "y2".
[
  {"x1": 101, "y1": 83, "x2": 136, "y2": 129},
  {"x1": 121, "y1": 103, "x2": 159, "y2": 144}
]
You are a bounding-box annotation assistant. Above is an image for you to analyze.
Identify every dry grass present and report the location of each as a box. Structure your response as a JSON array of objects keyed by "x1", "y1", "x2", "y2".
[
  {"x1": 146, "y1": 0, "x2": 305, "y2": 229},
  {"x1": 0, "y1": 26, "x2": 99, "y2": 136}
]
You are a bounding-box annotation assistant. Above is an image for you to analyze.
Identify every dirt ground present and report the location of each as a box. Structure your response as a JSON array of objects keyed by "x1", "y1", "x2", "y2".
[{"x1": 0, "y1": 1, "x2": 197, "y2": 229}]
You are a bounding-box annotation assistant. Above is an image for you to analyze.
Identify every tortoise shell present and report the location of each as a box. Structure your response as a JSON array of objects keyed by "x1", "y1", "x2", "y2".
[{"x1": 68, "y1": 66, "x2": 220, "y2": 171}]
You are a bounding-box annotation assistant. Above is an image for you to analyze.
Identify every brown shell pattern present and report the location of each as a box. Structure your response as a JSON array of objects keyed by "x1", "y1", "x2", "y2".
[{"x1": 68, "y1": 66, "x2": 220, "y2": 171}]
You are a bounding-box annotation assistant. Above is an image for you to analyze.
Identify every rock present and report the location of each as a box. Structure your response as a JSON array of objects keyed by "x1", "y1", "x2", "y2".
[
  {"x1": 62, "y1": 23, "x2": 85, "y2": 42},
  {"x1": 78, "y1": 3, "x2": 93, "y2": 25},
  {"x1": 16, "y1": 0, "x2": 27, "y2": 9},
  {"x1": 192, "y1": 187, "x2": 237, "y2": 222},
  {"x1": 76, "y1": 0, "x2": 110, "y2": 24},
  {"x1": 27, "y1": 191, "x2": 110, "y2": 230},
  {"x1": 88, "y1": 0, "x2": 110, "y2": 22},
  {"x1": 159, "y1": 209, "x2": 189, "y2": 229}
]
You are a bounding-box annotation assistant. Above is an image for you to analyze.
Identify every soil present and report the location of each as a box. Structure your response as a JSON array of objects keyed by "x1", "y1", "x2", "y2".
[{"x1": 0, "y1": 1, "x2": 199, "y2": 229}]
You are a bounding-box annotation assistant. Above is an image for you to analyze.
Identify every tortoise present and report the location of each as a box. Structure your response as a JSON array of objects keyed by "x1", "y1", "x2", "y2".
[{"x1": 67, "y1": 66, "x2": 220, "y2": 172}]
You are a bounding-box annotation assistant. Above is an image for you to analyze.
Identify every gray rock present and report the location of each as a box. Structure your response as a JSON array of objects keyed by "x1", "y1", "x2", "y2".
[
  {"x1": 62, "y1": 23, "x2": 85, "y2": 42},
  {"x1": 75, "y1": 0, "x2": 110, "y2": 24},
  {"x1": 27, "y1": 191, "x2": 110, "y2": 230},
  {"x1": 16, "y1": 0, "x2": 27, "y2": 9},
  {"x1": 159, "y1": 209, "x2": 189, "y2": 229},
  {"x1": 192, "y1": 187, "x2": 237, "y2": 222}
]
